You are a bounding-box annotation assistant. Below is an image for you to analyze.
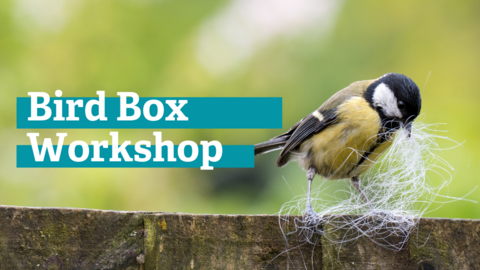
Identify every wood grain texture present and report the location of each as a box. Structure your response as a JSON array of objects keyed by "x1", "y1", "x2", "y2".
[
  {"x1": 0, "y1": 206, "x2": 146, "y2": 270},
  {"x1": 0, "y1": 206, "x2": 478, "y2": 269},
  {"x1": 144, "y1": 214, "x2": 321, "y2": 270},
  {"x1": 321, "y1": 216, "x2": 480, "y2": 270}
]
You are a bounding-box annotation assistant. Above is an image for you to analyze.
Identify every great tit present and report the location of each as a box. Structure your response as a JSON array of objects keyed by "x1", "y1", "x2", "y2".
[{"x1": 255, "y1": 73, "x2": 422, "y2": 213}]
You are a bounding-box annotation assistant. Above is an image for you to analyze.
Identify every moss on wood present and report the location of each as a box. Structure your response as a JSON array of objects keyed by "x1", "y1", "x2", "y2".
[{"x1": 0, "y1": 207, "x2": 478, "y2": 269}]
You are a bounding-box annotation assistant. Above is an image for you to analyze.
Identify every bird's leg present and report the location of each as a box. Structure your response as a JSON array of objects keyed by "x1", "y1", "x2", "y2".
[
  {"x1": 305, "y1": 166, "x2": 317, "y2": 215},
  {"x1": 350, "y1": 176, "x2": 374, "y2": 210}
]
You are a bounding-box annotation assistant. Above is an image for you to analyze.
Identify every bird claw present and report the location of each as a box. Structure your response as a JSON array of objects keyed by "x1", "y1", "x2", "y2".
[{"x1": 305, "y1": 203, "x2": 317, "y2": 216}]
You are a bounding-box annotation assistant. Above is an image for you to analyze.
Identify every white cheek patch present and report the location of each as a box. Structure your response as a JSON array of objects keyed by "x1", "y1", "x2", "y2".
[{"x1": 372, "y1": 83, "x2": 402, "y2": 118}]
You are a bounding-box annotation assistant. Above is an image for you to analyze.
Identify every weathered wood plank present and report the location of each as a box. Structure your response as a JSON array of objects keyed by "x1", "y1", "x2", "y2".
[
  {"x1": 0, "y1": 206, "x2": 478, "y2": 269},
  {"x1": 321, "y1": 216, "x2": 480, "y2": 269},
  {"x1": 0, "y1": 206, "x2": 145, "y2": 270},
  {"x1": 144, "y1": 214, "x2": 321, "y2": 270}
]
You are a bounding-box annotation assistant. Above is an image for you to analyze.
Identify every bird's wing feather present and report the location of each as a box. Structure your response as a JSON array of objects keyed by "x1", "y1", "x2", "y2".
[
  {"x1": 276, "y1": 109, "x2": 338, "y2": 167},
  {"x1": 275, "y1": 80, "x2": 372, "y2": 167},
  {"x1": 273, "y1": 118, "x2": 303, "y2": 139},
  {"x1": 254, "y1": 118, "x2": 304, "y2": 156}
]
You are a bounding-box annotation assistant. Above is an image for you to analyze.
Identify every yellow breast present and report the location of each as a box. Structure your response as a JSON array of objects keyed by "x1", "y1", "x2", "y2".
[{"x1": 299, "y1": 96, "x2": 393, "y2": 179}]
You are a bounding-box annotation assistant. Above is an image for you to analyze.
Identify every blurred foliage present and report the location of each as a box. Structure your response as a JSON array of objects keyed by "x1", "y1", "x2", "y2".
[{"x1": 0, "y1": 0, "x2": 479, "y2": 218}]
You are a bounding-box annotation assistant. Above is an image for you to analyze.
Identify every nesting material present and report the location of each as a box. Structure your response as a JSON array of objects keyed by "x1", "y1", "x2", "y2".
[{"x1": 278, "y1": 121, "x2": 474, "y2": 252}]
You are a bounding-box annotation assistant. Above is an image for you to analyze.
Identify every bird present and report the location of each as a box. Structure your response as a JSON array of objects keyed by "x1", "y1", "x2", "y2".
[{"x1": 254, "y1": 73, "x2": 422, "y2": 214}]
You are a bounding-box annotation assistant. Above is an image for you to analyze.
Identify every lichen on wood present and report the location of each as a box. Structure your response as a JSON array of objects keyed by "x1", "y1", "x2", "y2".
[
  {"x1": 144, "y1": 214, "x2": 321, "y2": 269},
  {"x1": 0, "y1": 206, "x2": 478, "y2": 269},
  {"x1": 0, "y1": 206, "x2": 145, "y2": 269}
]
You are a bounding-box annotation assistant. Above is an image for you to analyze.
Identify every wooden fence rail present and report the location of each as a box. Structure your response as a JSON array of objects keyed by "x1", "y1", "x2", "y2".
[{"x1": 0, "y1": 206, "x2": 478, "y2": 269}]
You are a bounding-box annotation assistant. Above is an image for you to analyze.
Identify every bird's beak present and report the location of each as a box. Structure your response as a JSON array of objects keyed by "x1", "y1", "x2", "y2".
[
  {"x1": 402, "y1": 120, "x2": 412, "y2": 138},
  {"x1": 405, "y1": 124, "x2": 412, "y2": 138}
]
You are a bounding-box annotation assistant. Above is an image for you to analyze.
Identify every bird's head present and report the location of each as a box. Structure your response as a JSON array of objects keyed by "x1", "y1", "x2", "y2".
[{"x1": 365, "y1": 73, "x2": 422, "y2": 137}]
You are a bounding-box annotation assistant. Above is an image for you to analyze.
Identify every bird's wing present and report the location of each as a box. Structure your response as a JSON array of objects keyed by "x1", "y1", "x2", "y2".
[
  {"x1": 275, "y1": 80, "x2": 372, "y2": 167},
  {"x1": 276, "y1": 108, "x2": 338, "y2": 167},
  {"x1": 272, "y1": 116, "x2": 304, "y2": 139}
]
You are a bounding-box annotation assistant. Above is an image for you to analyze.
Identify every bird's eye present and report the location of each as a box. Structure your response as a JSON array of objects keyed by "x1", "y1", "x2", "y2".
[{"x1": 397, "y1": 101, "x2": 405, "y2": 110}]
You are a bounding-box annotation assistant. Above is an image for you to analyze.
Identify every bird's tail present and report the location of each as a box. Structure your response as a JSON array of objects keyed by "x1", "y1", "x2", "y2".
[{"x1": 254, "y1": 136, "x2": 289, "y2": 156}]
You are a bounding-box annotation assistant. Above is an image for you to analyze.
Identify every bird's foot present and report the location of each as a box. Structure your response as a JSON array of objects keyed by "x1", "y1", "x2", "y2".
[
  {"x1": 304, "y1": 203, "x2": 317, "y2": 216},
  {"x1": 303, "y1": 203, "x2": 322, "y2": 226}
]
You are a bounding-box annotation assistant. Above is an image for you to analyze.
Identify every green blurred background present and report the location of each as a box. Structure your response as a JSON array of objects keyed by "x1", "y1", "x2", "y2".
[{"x1": 1, "y1": 0, "x2": 478, "y2": 218}]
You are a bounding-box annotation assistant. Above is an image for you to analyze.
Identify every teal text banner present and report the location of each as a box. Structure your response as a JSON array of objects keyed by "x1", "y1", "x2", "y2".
[
  {"x1": 17, "y1": 97, "x2": 282, "y2": 129},
  {"x1": 17, "y1": 145, "x2": 254, "y2": 168}
]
